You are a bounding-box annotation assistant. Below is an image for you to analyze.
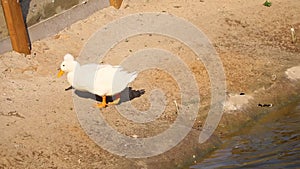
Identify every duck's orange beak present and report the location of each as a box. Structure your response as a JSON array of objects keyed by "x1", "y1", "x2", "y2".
[{"x1": 57, "y1": 69, "x2": 64, "y2": 78}]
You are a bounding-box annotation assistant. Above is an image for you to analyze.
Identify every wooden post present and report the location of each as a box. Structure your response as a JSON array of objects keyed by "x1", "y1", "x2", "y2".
[
  {"x1": 1, "y1": 0, "x2": 31, "y2": 54},
  {"x1": 109, "y1": 0, "x2": 123, "y2": 9}
]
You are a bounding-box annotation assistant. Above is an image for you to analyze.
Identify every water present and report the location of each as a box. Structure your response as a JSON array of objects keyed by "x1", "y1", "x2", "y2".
[{"x1": 191, "y1": 102, "x2": 300, "y2": 169}]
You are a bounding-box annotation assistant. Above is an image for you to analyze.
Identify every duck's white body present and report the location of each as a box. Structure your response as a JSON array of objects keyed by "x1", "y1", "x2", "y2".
[
  {"x1": 59, "y1": 54, "x2": 137, "y2": 97},
  {"x1": 69, "y1": 63, "x2": 137, "y2": 96}
]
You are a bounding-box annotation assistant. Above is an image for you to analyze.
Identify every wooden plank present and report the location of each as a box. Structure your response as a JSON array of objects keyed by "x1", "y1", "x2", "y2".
[
  {"x1": 1, "y1": 0, "x2": 30, "y2": 54},
  {"x1": 109, "y1": 0, "x2": 123, "y2": 9}
]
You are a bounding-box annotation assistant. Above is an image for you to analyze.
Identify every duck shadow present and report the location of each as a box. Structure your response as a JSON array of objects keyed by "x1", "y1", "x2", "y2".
[{"x1": 73, "y1": 87, "x2": 145, "y2": 104}]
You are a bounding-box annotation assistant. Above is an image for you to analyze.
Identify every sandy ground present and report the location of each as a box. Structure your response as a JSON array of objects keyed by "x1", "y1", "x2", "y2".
[{"x1": 1, "y1": 0, "x2": 300, "y2": 168}]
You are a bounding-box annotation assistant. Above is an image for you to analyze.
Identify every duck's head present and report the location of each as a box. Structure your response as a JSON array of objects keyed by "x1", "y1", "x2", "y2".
[{"x1": 57, "y1": 53, "x2": 77, "y2": 77}]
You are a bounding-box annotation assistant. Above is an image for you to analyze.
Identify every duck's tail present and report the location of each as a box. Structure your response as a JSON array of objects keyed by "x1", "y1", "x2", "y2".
[{"x1": 129, "y1": 71, "x2": 138, "y2": 82}]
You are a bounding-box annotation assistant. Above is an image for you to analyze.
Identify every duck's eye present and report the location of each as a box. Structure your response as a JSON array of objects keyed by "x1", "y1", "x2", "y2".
[{"x1": 62, "y1": 64, "x2": 65, "y2": 67}]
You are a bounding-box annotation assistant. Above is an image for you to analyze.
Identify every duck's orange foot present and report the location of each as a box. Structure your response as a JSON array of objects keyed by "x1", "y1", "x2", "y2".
[
  {"x1": 95, "y1": 95, "x2": 108, "y2": 108},
  {"x1": 108, "y1": 98, "x2": 120, "y2": 105},
  {"x1": 96, "y1": 102, "x2": 107, "y2": 108}
]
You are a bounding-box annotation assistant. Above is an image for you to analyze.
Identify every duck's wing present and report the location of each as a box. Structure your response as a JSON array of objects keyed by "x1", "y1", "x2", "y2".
[
  {"x1": 72, "y1": 63, "x2": 135, "y2": 96},
  {"x1": 72, "y1": 63, "x2": 100, "y2": 92},
  {"x1": 89, "y1": 65, "x2": 137, "y2": 96}
]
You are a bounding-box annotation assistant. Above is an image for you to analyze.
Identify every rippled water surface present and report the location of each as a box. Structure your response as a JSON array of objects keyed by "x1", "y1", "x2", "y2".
[{"x1": 192, "y1": 102, "x2": 300, "y2": 169}]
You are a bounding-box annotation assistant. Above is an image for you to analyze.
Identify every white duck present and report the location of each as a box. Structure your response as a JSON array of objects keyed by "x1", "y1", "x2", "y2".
[{"x1": 58, "y1": 53, "x2": 137, "y2": 108}]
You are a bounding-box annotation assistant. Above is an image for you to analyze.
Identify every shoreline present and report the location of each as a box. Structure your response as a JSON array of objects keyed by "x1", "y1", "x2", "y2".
[
  {"x1": 158, "y1": 71, "x2": 300, "y2": 169},
  {"x1": 191, "y1": 98, "x2": 300, "y2": 168}
]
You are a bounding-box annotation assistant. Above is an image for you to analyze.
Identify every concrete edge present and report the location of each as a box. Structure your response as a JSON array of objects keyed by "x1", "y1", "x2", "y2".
[{"x1": 0, "y1": 0, "x2": 110, "y2": 54}]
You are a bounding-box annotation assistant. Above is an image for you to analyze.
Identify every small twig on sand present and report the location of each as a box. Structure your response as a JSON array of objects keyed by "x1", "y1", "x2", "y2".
[
  {"x1": 0, "y1": 111, "x2": 25, "y2": 119},
  {"x1": 174, "y1": 100, "x2": 179, "y2": 113},
  {"x1": 291, "y1": 27, "x2": 297, "y2": 43}
]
